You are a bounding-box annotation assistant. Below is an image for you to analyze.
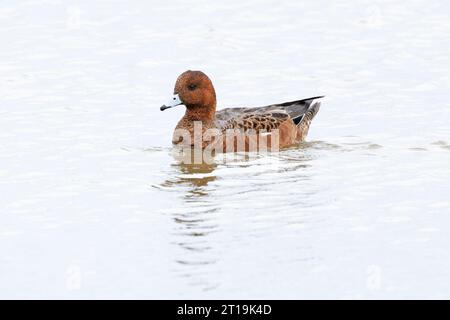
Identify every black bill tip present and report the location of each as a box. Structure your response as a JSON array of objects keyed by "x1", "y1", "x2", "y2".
[{"x1": 160, "y1": 105, "x2": 172, "y2": 111}]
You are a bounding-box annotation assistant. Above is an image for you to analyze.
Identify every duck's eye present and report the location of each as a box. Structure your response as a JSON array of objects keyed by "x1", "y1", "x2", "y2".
[{"x1": 188, "y1": 84, "x2": 197, "y2": 90}]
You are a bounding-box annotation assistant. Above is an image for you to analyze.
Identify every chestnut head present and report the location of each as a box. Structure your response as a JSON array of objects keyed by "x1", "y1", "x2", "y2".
[{"x1": 161, "y1": 70, "x2": 216, "y2": 112}]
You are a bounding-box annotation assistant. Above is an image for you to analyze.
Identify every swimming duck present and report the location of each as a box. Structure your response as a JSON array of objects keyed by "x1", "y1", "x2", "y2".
[{"x1": 161, "y1": 70, "x2": 323, "y2": 152}]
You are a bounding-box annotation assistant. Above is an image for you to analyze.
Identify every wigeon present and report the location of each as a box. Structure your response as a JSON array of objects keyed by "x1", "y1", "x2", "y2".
[{"x1": 161, "y1": 70, "x2": 323, "y2": 152}]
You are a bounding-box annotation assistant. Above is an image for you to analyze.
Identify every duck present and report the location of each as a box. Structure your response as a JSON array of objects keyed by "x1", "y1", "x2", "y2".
[{"x1": 160, "y1": 70, "x2": 323, "y2": 152}]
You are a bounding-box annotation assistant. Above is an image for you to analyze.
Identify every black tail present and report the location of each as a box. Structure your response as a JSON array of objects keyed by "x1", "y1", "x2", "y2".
[
  {"x1": 293, "y1": 97, "x2": 322, "y2": 141},
  {"x1": 292, "y1": 97, "x2": 323, "y2": 125},
  {"x1": 276, "y1": 95, "x2": 325, "y2": 107}
]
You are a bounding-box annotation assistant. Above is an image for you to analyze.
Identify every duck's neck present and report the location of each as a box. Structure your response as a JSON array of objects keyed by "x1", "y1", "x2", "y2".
[{"x1": 184, "y1": 104, "x2": 216, "y2": 122}]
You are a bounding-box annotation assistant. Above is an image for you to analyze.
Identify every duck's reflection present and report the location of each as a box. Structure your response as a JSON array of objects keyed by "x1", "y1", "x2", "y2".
[
  {"x1": 161, "y1": 145, "x2": 327, "y2": 292},
  {"x1": 161, "y1": 148, "x2": 217, "y2": 195},
  {"x1": 162, "y1": 148, "x2": 221, "y2": 291}
]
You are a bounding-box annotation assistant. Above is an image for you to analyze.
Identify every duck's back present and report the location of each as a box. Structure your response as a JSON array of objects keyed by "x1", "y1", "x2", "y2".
[{"x1": 215, "y1": 96, "x2": 323, "y2": 133}]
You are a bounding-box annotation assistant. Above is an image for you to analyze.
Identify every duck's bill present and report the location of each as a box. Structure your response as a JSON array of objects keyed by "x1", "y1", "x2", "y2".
[{"x1": 160, "y1": 94, "x2": 182, "y2": 111}]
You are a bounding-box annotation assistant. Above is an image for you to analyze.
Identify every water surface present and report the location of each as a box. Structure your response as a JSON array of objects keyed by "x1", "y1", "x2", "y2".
[{"x1": 1, "y1": 0, "x2": 450, "y2": 298}]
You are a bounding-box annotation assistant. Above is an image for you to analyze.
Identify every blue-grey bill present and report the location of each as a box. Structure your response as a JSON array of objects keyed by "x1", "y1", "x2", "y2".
[{"x1": 160, "y1": 94, "x2": 182, "y2": 111}]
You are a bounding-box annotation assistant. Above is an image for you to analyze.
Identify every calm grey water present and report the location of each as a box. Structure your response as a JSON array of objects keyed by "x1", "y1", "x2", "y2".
[{"x1": 1, "y1": 0, "x2": 450, "y2": 299}]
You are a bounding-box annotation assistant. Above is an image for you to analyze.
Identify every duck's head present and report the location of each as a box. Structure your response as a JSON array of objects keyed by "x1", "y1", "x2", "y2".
[{"x1": 161, "y1": 70, "x2": 216, "y2": 120}]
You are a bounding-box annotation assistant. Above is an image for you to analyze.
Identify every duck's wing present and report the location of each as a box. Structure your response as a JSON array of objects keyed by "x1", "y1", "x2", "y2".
[
  {"x1": 215, "y1": 96, "x2": 324, "y2": 131},
  {"x1": 220, "y1": 111, "x2": 291, "y2": 132}
]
